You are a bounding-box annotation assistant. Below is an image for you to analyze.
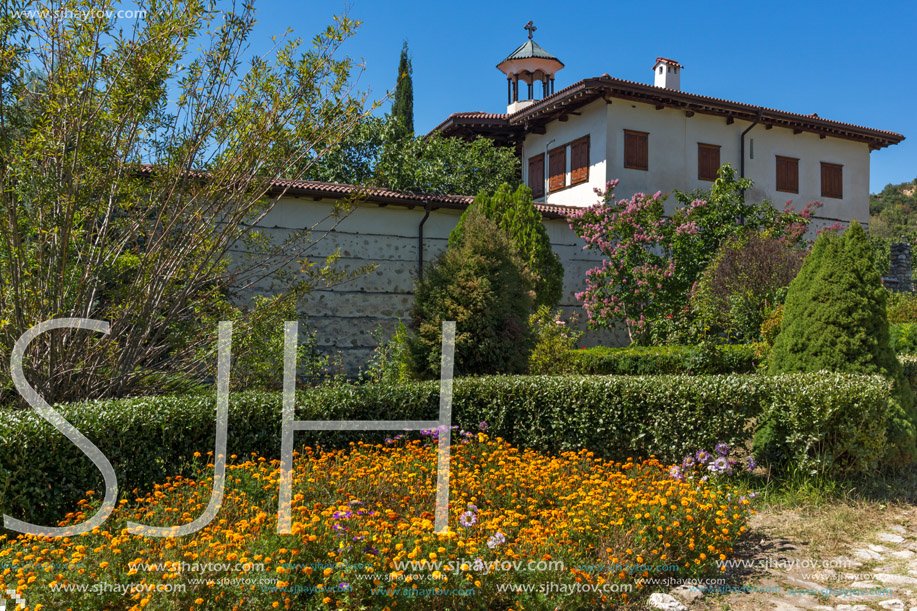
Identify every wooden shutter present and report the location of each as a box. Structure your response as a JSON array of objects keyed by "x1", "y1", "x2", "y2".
[
  {"x1": 821, "y1": 162, "x2": 843, "y2": 199},
  {"x1": 776, "y1": 156, "x2": 799, "y2": 193},
  {"x1": 570, "y1": 136, "x2": 590, "y2": 185},
  {"x1": 528, "y1": 154, "x2": 545, "y2": 197},
  {"x1": 548, "y1": 146, "x2": 566, "y2": 192},
  {"x1": 624, "y1": 130, "x2": 648, "y2": 170},
  {"x1": 697, "y1": 143, "x2": 721, "y2": 181}
]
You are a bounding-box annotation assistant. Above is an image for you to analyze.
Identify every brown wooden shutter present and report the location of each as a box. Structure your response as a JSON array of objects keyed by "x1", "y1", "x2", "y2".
[
  {"x1": 697, "y1": 143, "x2": 721, "y2": 181},
  {"x1": 776, "y1": 156, "x2": 799, "y2": 193},
  {"x1": 570, "y1": 136, "x2": 590, "y2": 185},
  {"x1": 624, "y1": 130, "x2": 648, "y2": 170},
  {"x1": 821, "y1": 162, "x2": 843, "y2": 199},
  {"x1": 528, "y1": 154, "x2": 545, "y2": 197},
  {"x1": 548, "y1": 146, "x2": 566, "y2": 192}
]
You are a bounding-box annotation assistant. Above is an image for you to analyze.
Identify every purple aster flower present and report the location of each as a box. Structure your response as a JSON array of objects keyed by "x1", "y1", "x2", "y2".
[
  {"x1": 459, "y1": 511, "x2": 477, "y2": 528},
  {"x1": 748, "y1": 491, "x2": 759, "y2": 499},
  {"x1": 478, "y1": 422, "x2": 488, "y2": 432},
  {"x1": 709, "y1": 456, "x2": 730, "y2": 474},
  {"x1": 747, "y1": 456, "x2": 757, "y2": 471},
  {"x1": 715, "y1": 442, "x2": 730, "y2": 456},
  {"x1": 466, "y1": 503, "x2": 478, "y2": 512},
  {"x1": 696, "y1": 450, "x2": 711, "y2": 464},
  {"x1": 682, "y1": 455, "x2": 696, "y2": 469},
  {"x1": 487, "y1": 532, "x2": 506, "y2": 549},
  {"x1": 669, "y1": 465, "x2": 684, "y2": 480}
]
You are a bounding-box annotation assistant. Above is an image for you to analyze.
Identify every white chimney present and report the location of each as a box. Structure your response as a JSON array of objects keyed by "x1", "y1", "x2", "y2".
[{"x1": 653, "y1": 57, "x2": 682, "y2": 91}]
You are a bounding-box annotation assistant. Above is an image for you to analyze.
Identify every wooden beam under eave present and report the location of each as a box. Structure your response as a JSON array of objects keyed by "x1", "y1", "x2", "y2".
[
  {"x1": 655, "y1": 104, "x2": 664, "y2": 110},
  {"x1": 685, "y1": 111, "x2": 695, "y2": 118},
  {"x1": 558, "y1": 115, "x2": 568, "y2": 122},
  {"x1": 765, "y1": 124, "x2": 773, "y2": 130},
  {"x1": 793, "y1": 128, "x2": 803, "y2": 135},
  {"x1": 819, "y1": 134, "x2": 826, "y2": 139},
  {"x1": 726, "y1": 117, "x2": 735, "y2": 125}
]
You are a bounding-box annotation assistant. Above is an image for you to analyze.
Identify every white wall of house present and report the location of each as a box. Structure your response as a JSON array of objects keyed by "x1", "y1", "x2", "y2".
[
  {"x1": 521, "y1": 98, "x2": 608, "y2": 207},
  {"x1": 235, "y1": 197, "x2": 619, "y2": 374},
  {"x1": 521, "y1": 97, "x2": 872, "y2": 231}
]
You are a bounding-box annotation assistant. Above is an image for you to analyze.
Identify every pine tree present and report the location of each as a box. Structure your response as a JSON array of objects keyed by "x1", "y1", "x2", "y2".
[
  {"x1": 391, "y1": 41, "x2": 413, "y2": 135},
  {"x1": 449, "y1": 183, "x2": 564, "y2": 308},
  {"x1": 767, "y1": 221, "x2": 917, "y2": 465},
  {"x1": 408, "y1": 209, "x2": 534, "y2": 378}
]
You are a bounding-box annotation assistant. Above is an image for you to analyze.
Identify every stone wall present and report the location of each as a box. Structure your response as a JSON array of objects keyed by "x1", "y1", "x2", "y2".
[
  {"x1": 237, "y1": 196, "x2": 622, "y2": 373},
  {"x1": 887, "y1": 241, "x2": 912, "y2": 293}
]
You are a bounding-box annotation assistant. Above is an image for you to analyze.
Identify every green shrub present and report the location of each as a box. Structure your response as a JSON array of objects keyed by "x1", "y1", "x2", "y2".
[
  {"x1": 0, "y1": 372, "x2": 888, "y2": 528},
  {"x1": 362, "y1": 320, "x2": 412, "y2": 384},
  {"x1": 449, "y1": 183, "x2": 564, "y2": 307},
  {"x1": 891, "y1": 323, "x2": 917, "y2": 355},
  {"x1": 528, "y1": 306, "x2": 583, "y2": 374},
  {"x1": 887, "y1": 290, "x2": 917, "y2": 323},
  {"x1": 408, "y1": 209, "x2": 534, "y2": 378},
  {"x1": 690, "y1": 231, "x2": 804, "y2": 342},
  {"x1": 769, "y1": 221, "x2": 917, "y2": 465},
  {"x1": 559, "y1": 344, "x2": 758, "y2": 375}
]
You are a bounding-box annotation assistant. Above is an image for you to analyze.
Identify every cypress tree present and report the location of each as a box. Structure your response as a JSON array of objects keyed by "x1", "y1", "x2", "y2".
[
  {"x1": 449, "y1": 183, "x2": 564, "y2": 308},
  {"x1": 767, "y1": 221, "x2": 917, "y2": 465},
  {"x1": 392, "y1": 41, "x2": 413, "y2": 134},
  {"x1": 408, "y1": 209, "x2": 534, "y2": 378}
]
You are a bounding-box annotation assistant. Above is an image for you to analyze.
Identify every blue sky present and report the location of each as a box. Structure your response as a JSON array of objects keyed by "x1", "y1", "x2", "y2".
[{"x1": 252, "y1": 0, "x2": 916, "y2": 193}]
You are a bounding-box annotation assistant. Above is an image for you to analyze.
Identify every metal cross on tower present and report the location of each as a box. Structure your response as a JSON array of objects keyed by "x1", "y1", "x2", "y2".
[{"x1": 524, "y1": 20, "x2": 536, "y2": 39}]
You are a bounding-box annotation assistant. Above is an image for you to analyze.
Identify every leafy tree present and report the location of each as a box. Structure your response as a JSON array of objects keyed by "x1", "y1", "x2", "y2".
[
  {"x1": 449, "y1": 183, "x2": 563, "y2": 307},
  {"x1": 767, "y1": 222, "x2": 917, "y2": 466},
  {"x1": 0, "y1": 0, "x2": 374, "y2": 404},
  {"x1": 391, "y1": 41, "x2": 413, "y2": 135},
  {"x1": 869, "y1": 178, "x2": 917, "y2": 239},
  {"x1": 691, "y1": 231, "x2": 805, "y2": 342},
  {"x1": 408, "y1": 209, "x2": 533, "y2": 378},
  {"x1": 304, "y1": 114, "x2": 520, "y2": 195},
  {"x1": 567, "y1": 165, "x2": 816, "y2": 344}
]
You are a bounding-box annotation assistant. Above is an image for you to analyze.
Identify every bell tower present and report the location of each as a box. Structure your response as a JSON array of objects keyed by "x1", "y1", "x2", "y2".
[{"x1": 496, "y1": 21, "x2": 564, "y2": 114}]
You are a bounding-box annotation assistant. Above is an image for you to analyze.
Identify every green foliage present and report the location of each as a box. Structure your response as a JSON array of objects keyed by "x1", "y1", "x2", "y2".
[
  {"x1": 558, "y1": 344, "x2": 758, "y2": 375},
  {"x1": 890, "y1": 323, "x2": 917, "y2": 355},
  {"x1": 408, "y1": 210, "x2": 534, "y2": 378},
  {"x1": 869, "y1": 178, "x2": 917, "y2": 239},
  {"x1": 769, "y1": 221, "x2": 917, "y2": 465},
  {"x1": 391, "y1": 41, "x2": 413, "y2": 134},
  {"x1": 691, "y1": 231, "x2": 804, "y2": 342},
  {"x1": 568, "y1": 164, "x2": 816, "y2": 344},
  {"x1": 450, "y1": 183, "x2": 564, "y2": 307},
  {"x1": 362, "y1": 320, "x2": 412, "y2": 384},
  {"x1": 0, "y1": 0, "x2": 372, "y2": 403},
  {"x1": 0, "y1": 372, "x2": 889, "y2": 525},
  {"x1": 528, "y1": 306, "x2": 583, "y2": 375},
  {"x1": 751, "y1": 374, "x2": 890, "y2": 476},
  {"x1": 887, "y1": 290, "x2": 917, "y2": 323},
  {"x1": 304, "y1": 115, "x2": 521, "y2": 196}
]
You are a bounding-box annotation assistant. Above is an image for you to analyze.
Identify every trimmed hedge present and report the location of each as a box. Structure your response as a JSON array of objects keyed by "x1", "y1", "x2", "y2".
[
  {"x1": 560, "y1": 344, "x2": 759, "y2": 375},
  {"x1": 0, "y1": 373, "x2": 889, "y2": 528}
]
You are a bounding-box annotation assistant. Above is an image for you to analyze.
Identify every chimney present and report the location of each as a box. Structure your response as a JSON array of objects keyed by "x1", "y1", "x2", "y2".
[{"x1": 653, "y1": 57, "x2": 682, "y2": 91}]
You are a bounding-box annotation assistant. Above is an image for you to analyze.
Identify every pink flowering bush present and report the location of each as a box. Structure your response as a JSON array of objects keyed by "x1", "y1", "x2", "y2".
[{"x1": 567, "y1": 165, "x2": 819, "y2": 344}]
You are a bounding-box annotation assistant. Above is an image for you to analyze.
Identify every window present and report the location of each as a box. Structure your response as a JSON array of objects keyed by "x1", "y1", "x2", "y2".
[
  {"x1": 528, "y1": 154, "x2": 545, "y2": 198},
  {"x1": 821, "y1": 162, "x2": 843, "y2": 199},
  {"x1": 548, "y1": 146, "x2": 566, "y2": 192},
  {"x1": 697, "y1": 143, "x2": 721, "y2": 181},
  {"x1": 624, "y1": 130, "x2": 649, "y2": 171},
  {"x1": 570, "y1": 136, "x2": 590, "y2": 185},
  {"x1": 776, "y1": 156, "x2": 799, "y2": 193}
]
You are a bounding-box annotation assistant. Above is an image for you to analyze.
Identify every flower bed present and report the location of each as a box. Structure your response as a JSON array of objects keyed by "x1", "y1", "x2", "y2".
[{"x1": 0, "y1": 434, "x2": 755, "y2": 610}]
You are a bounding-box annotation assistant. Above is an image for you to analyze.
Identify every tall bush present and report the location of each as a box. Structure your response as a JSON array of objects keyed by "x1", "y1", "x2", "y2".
[
  {"x1": 450, "y1": 183, "x2": 564, "y2": 307},
  {"x1": 691, "y1": 231, "x2": 805, "y2": 341},
  {"x1": 767, "y1": 221, "x2": 917, "y2": 465},
  {"x1": 567, "y1": 165, "x2": 818, "y2": 344},
  {"x1": 408, "y1": 210, "x2": 534, "y2": 377}
]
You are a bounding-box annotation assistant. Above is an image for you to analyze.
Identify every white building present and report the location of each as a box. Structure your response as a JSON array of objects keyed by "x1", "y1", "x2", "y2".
[{"x1": 433, "y1": 28, "x2": 904, "y2": 230}]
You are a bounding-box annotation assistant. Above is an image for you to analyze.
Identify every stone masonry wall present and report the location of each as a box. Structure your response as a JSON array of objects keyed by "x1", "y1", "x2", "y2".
[{"x1": 234, "y1": 196, "x2": 622, "y2": 374}]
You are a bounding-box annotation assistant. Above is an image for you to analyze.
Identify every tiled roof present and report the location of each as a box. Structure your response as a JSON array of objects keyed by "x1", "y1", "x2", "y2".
[
  {"x1": 270, "y1": 178, "x2": 575, "y2": 219},
  {"x1": 501, "y1": 39, "x2": 563, "y2": 64},
  {"x1": 654, "y1": 57, "x2": 684, "y2": 69},
  {"x1": 434, "y1": 75, "x2": 904, "y2": 148}
]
